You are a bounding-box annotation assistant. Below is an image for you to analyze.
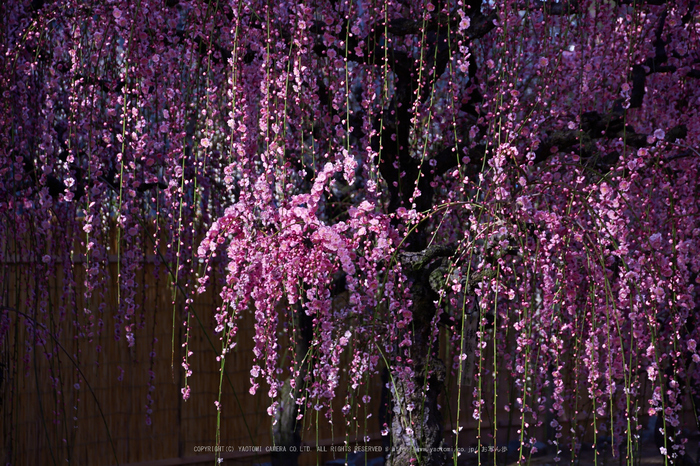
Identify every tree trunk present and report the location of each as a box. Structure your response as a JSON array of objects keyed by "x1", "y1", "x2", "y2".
[
  {"x1": 384, "y1": 246, "x2": 455, "y2": 465},
  {"x1": 270, "y1": 304, "x2": 313, "y2": 466},
  {"x1": 386, "y1": 354, "x2": 447, "y2": 466},
  {"x1": 271, "y1": 380, "x2": 302, "y2": 466}
]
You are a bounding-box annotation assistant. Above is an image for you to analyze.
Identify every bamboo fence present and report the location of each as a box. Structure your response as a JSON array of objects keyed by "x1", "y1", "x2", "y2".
[{"x1": 2, "y1": 253, "x2": 695, "y2": 465}]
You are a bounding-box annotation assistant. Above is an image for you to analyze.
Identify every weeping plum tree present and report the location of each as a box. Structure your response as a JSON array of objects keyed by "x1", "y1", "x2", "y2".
[{"x1": 2, "y1": 0, "x2": 700, "y2": 464}]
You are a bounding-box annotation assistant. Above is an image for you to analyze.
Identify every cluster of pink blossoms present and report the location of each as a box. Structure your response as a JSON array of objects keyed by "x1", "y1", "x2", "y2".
[{"x1": 198, "y1": 159, "x2": 409, "y2": 413}]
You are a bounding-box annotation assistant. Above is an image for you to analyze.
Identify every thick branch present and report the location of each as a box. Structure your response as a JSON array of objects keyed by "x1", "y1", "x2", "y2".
[
  {"x1": 522, "y1": 0, "x2": 580, "y2": 15},
  {"x1": 534, "y1": 111, "x2": 687, "y2": 165},
  {"x1": 399, "y1": 243, "x2": 457, "y2": 272}
]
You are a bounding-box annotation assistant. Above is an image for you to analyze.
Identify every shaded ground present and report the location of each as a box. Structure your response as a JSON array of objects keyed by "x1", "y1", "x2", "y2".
[
  {"x1": 492, "y1": 438, "x2": 700, "y2": 466},
  {"x1": 216, "y1": 431, "x2": 700, "y2": 465},
  {"x1": 503, "y1": 442, "x2": 668, "y2": 466}
]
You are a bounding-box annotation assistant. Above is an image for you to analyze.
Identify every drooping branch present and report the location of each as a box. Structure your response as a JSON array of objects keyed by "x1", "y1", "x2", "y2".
[{"x1": 304, "y1": 8, "x2": 497, "y2": 245}]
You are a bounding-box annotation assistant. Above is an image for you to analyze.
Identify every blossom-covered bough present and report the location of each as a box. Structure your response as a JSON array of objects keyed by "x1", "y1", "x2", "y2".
[{"x1": 1, "y1": 0, "x2": 699, "y2": 464}]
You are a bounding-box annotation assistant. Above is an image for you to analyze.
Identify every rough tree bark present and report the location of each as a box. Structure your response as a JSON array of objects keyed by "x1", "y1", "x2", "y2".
[
  {"x1": 380, "y1": 245, "x2": 456, "y2": 466},
  {"x1": 271, "y1": 304, "x2": 313, "y2": 466}
]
